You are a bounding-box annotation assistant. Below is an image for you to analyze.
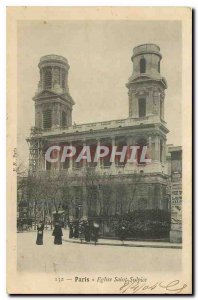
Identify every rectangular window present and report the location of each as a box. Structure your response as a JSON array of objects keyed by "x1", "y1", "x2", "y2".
[{"x1": 138, "y1": 98, "x2": 146, "y2": 117}]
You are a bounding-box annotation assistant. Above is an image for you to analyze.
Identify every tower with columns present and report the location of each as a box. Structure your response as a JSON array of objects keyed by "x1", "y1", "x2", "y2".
[
  {"x1": 33, "y1": 55, "x2": 75, "y2": 130},
  {"x1": 27, "y1": 45, "x2": 170, "y2": 237},
  {"x1": 126, "y1": 44, "x2": 168, "y2": 166}
]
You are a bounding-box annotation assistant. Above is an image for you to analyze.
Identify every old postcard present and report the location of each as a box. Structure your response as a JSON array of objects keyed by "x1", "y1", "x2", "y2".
[{"x1": 7, "y1": 7, "x2": 192, "y2": 294}]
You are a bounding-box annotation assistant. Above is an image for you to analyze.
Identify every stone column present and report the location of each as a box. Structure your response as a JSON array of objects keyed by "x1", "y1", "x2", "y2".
[
  {"x1": 148, "y1": 136, "x2": 152, "y2": 160},
  {"x1": 164, "y1": 141, "x2": 166, "y2": 164},
  {"x1": 153, "y1": 89, "x2": 160, "y2": 115},
  {"x1": 57, "y1": 143, "x2": 61, "y2": 170},
  {"x1": 147, "y1": 90, "x2": 153, "y2": 115},
  {"x1": 111, "y1": 136, "x2": 116, "y2": 169},
  {"x1": 69, "y1": 141, "x2": 73, "y2": 170},
  {"x1": 51, "y1": 66, "x2": 54, "y2": 87},
  {"x1": 154, "y1": 135, "x2": 159, "y2": 161},
  {"x1": 125, "y1": 136, "x2": 133, "y2": 168},
  {"x1": 96, "y1": 138, "x2": 101, "y2": 169},
  {"x1": 82, "y1": 140, "x2": 86, "y2": 169},
  {"x1": 65, "y1": 71, "x2": 69, "y2": 93},
  {"x1": 82, "y1": 185, "x2": 88, "y2": 219},
  {"x1": 162, "y1": 139, "x2": 166, "y2": 164},
  {"x1": 160, "y1": 93, "x2": 165, "y2": 120},
  {"x1": 60, "y1": 67, "x2": 63, "y2": 89},
  {"x1": 159, "y1": 138, "x2": 162, "y2": 162},
  {"x1": 128, "y1": 89, "x2": 132, "y2": 117},
  {"x1": 133, "y1": 94, "x2": 138, "y2": 118}
]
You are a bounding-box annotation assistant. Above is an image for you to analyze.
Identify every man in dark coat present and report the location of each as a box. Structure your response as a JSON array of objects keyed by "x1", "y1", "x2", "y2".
[
  {"x1": 36, "y1": 221, "x2": 44, "y2": 245},
  {"x1": 84, "y1": 222, "x2": 91, "y2": 242},
  {"x1": 52, "y1": 222, "x2": 63, "y2": 245},
  {"x1": 69, "y1": 224, "x2": 74, "y2": 239}
]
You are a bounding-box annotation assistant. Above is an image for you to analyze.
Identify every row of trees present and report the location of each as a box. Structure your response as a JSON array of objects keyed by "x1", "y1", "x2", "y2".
[
  {"x1": 18, "y1": 170, "x2": 73, "y2": 225},
  {"x1": 17, "y1": 164, "x2": 143, "y2": 225}
]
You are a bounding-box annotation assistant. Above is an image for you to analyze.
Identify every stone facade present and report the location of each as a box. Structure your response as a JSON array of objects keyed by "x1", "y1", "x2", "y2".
[
  {"x1": 27, "y1": 44, "x2": 171, "y2": 237},
  {"x1": 168, "y1": 146, "x2": 182, "y2": 243}
]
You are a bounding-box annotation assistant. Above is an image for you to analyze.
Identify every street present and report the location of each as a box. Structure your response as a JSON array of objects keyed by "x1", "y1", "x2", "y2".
[{"x1": 17, "y1": 230, "x2": 182, "y2": 273}]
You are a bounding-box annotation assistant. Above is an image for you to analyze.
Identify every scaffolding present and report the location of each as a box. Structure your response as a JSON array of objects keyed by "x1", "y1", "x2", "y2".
[{"x1": 26, "y1": 127, "x2": 46, "y2": 173}]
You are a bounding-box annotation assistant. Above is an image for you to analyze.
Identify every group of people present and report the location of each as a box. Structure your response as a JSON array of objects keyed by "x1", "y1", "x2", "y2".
[
  {"x1": 36, "y1": 221, "x2": 63, "y2": 245},
  {"x1": 36, "y1": 219, "x2": 100, "y2": 246},
  {"x1": 69, "y1": 220, "x2": 100, "y2": 245}
]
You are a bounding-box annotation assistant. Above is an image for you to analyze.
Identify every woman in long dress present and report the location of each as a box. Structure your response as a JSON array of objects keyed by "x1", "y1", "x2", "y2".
[
  {"x1": 36, "y1": 221, "x2": 44, "y2": 245},
  {"x1": 52, "y1": 222, "x2": 63, "y2": 245},
  {"x1": 73, "y1": 224, "x2": 79, "y2": 239}
]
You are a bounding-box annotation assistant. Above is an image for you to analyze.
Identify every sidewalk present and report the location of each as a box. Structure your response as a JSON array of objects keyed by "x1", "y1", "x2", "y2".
[
  {"x1": 63, "y1": 235, "x2": 182, "y2": 249},
  {"x1": 17, "y1": 229, "x2": 181, "y2": 249}
]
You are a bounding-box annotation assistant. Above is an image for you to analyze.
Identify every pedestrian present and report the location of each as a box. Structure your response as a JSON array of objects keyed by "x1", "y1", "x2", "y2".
[
  {"x1": 69, "y1": 223, "x2": 74, "y2": 239},
  {"x1": 120, "y1": 225, "x2": 127, "y2": 244},
  {"x1": 92, "y1": 222, "x2": 99, "y2": 246},
  {"x1": 73, "y1": 224, "x2": 79, "y2": 239},
  {"x1": 79, "y1": 223, "x2": 84, "y2": 243},
  {"x1": 52, "y1": 222, "x2": 63, "y2": 245},
  {"x1": 84, "y1": 222, "x2": 91, "y2": 242},
  {"x1": 36, "y1": 221, "x2": 44, "y2": 245}
]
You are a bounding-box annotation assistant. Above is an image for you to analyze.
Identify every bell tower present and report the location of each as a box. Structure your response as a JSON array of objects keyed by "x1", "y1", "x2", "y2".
[
  {"x1": 126, "y1": 44, "x2": 167, "y2": 121},
  {"x1": 33, "y1": 55, "x2": 75, "y2": 130},
  {"x1": 126, "y1": 44, "x2": 169, "y2": 167}
]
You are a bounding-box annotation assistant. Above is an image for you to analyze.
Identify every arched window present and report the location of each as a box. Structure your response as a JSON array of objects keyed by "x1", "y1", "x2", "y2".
[
  {"x1": 43, "y1": 109, "x2": 52, "y2": 129},
  {"x1": 44, "y1": 68, "x2": 52, "y2": 89},
  {"x1": 140, "y1": 58, "x2": 146, "y2": 73},
  {"x1": 138, "y1": 97, "x2": 146, "y2": 117},
  {"x1": 62, "y1": 111, "x2": 67, "y2": 127}
]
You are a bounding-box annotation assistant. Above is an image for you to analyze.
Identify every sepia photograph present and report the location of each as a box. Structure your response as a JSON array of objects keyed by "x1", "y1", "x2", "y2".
[{"x1": 6, "y1": 7, "x2": 192, "y2": 294}]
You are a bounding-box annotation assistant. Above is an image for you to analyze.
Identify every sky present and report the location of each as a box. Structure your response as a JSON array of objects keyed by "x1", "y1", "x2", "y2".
[{"x1": 17, "y1": 20, "x2": 182, "y2": 165}]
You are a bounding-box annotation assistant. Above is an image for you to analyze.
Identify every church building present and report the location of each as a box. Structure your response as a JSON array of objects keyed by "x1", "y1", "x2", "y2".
[{"x1": 27, "y1": 44, "x2": 170, "y2": 236}]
